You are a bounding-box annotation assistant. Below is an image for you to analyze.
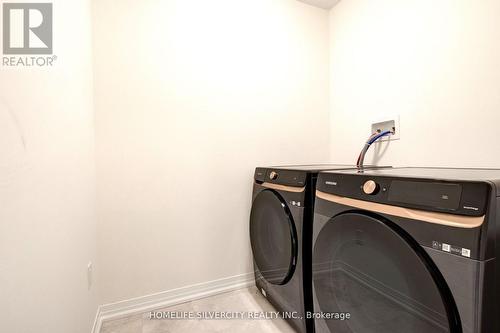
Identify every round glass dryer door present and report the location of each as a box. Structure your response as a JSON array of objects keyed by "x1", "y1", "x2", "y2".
[
  {"x1": 250, "y1": 190, "x2": 297, "y2": 285},
  {"x1": 313, "y1": 212, "x2": 461, "y2": 333}
]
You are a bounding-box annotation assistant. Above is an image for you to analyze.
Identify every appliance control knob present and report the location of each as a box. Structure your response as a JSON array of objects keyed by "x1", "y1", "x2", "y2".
[
  {"x1": 269, "y1": 171, "x2": 278, "y2": 180},
  {"x1": 363, "y1": 180, "x2": 379, "y2": 195}
]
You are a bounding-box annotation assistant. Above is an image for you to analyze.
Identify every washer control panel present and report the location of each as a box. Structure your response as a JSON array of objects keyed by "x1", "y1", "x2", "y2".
[{"x1": 317, "y1": 172, "x2": 489, "y2": 217}]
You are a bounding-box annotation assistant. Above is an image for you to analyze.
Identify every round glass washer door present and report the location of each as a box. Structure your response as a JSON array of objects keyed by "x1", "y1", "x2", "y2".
[{"x1": 313, "y1": 212, "x2": 461, "y2": 333}]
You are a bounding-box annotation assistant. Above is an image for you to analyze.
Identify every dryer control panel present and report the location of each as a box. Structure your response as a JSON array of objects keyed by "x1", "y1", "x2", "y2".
[{"x1": 254, "y1": 168, "x2": 307, "y2": 187}]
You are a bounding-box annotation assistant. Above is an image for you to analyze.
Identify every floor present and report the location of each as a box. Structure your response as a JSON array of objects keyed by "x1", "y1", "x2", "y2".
[{"x1": 100, "y1": 287, "x2": 297, "y2": 333}]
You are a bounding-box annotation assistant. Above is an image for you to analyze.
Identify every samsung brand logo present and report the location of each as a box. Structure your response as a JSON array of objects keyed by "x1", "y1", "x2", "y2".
[{"x1": 325, "y1": 181, "x2": 337, "y2": 186}]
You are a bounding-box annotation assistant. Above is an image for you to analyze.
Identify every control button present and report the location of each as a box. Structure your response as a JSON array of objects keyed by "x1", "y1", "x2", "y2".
[
  {"x1": 269, "y1": 171, "x2": 278, "y2": 180},
  {"x1": 363, "y1": 180, "x2": 379, "y2": 195}
]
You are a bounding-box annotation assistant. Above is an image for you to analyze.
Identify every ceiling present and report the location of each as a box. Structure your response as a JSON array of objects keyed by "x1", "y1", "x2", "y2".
[{"x1": 296, "y1": 0, "x2": 341, "y2": 10}]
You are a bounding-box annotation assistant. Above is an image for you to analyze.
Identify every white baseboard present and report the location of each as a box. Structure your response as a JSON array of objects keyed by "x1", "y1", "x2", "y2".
[{"x1": 91, "y1": 272, "x2": 255, "y2": 333}]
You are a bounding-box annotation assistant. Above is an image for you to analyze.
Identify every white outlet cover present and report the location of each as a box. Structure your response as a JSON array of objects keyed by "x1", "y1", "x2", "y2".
[{"x1": 87, "y1": 262, "x2": 93, "y2": 289}]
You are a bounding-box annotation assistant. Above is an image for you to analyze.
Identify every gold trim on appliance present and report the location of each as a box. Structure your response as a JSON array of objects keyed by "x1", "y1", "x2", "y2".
[
  {"x1": 316, "y1": 191, "x2": 485, "y2": 229},
  {"x1": 262, "y1": 182, "x2": 305, "y2": 193},
  {"x1": 362, "y1": 180, "x2": 378, "y2": 195}
]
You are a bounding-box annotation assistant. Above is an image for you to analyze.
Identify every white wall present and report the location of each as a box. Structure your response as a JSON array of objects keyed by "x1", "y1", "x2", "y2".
[
  {"x1": 329, "y1": 0, "x2": 500, "y2": 167},
  {"x1": 0, "y1": 1, "x2": 97, "y2": 332},
  {"x1": 92, "y1": 0, "x2": 330, "y2": 304}
]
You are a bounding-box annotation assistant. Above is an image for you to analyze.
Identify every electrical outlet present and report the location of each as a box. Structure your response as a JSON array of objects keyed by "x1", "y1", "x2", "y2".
[
  {"x1": 87, "y1": 262, "x2": 93, "y2": 290},
  {"x1": 371, "y1": 115, "x2": 400, "y2": 141}
]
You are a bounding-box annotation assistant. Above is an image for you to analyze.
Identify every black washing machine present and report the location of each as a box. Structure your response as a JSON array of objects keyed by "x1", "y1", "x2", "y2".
[
  {"x1": 312, "y1": 167, "x2": 500, "y2": 333},
  {"x1": 250, "y1": 165, "x2": 389, "y2": 333}
]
